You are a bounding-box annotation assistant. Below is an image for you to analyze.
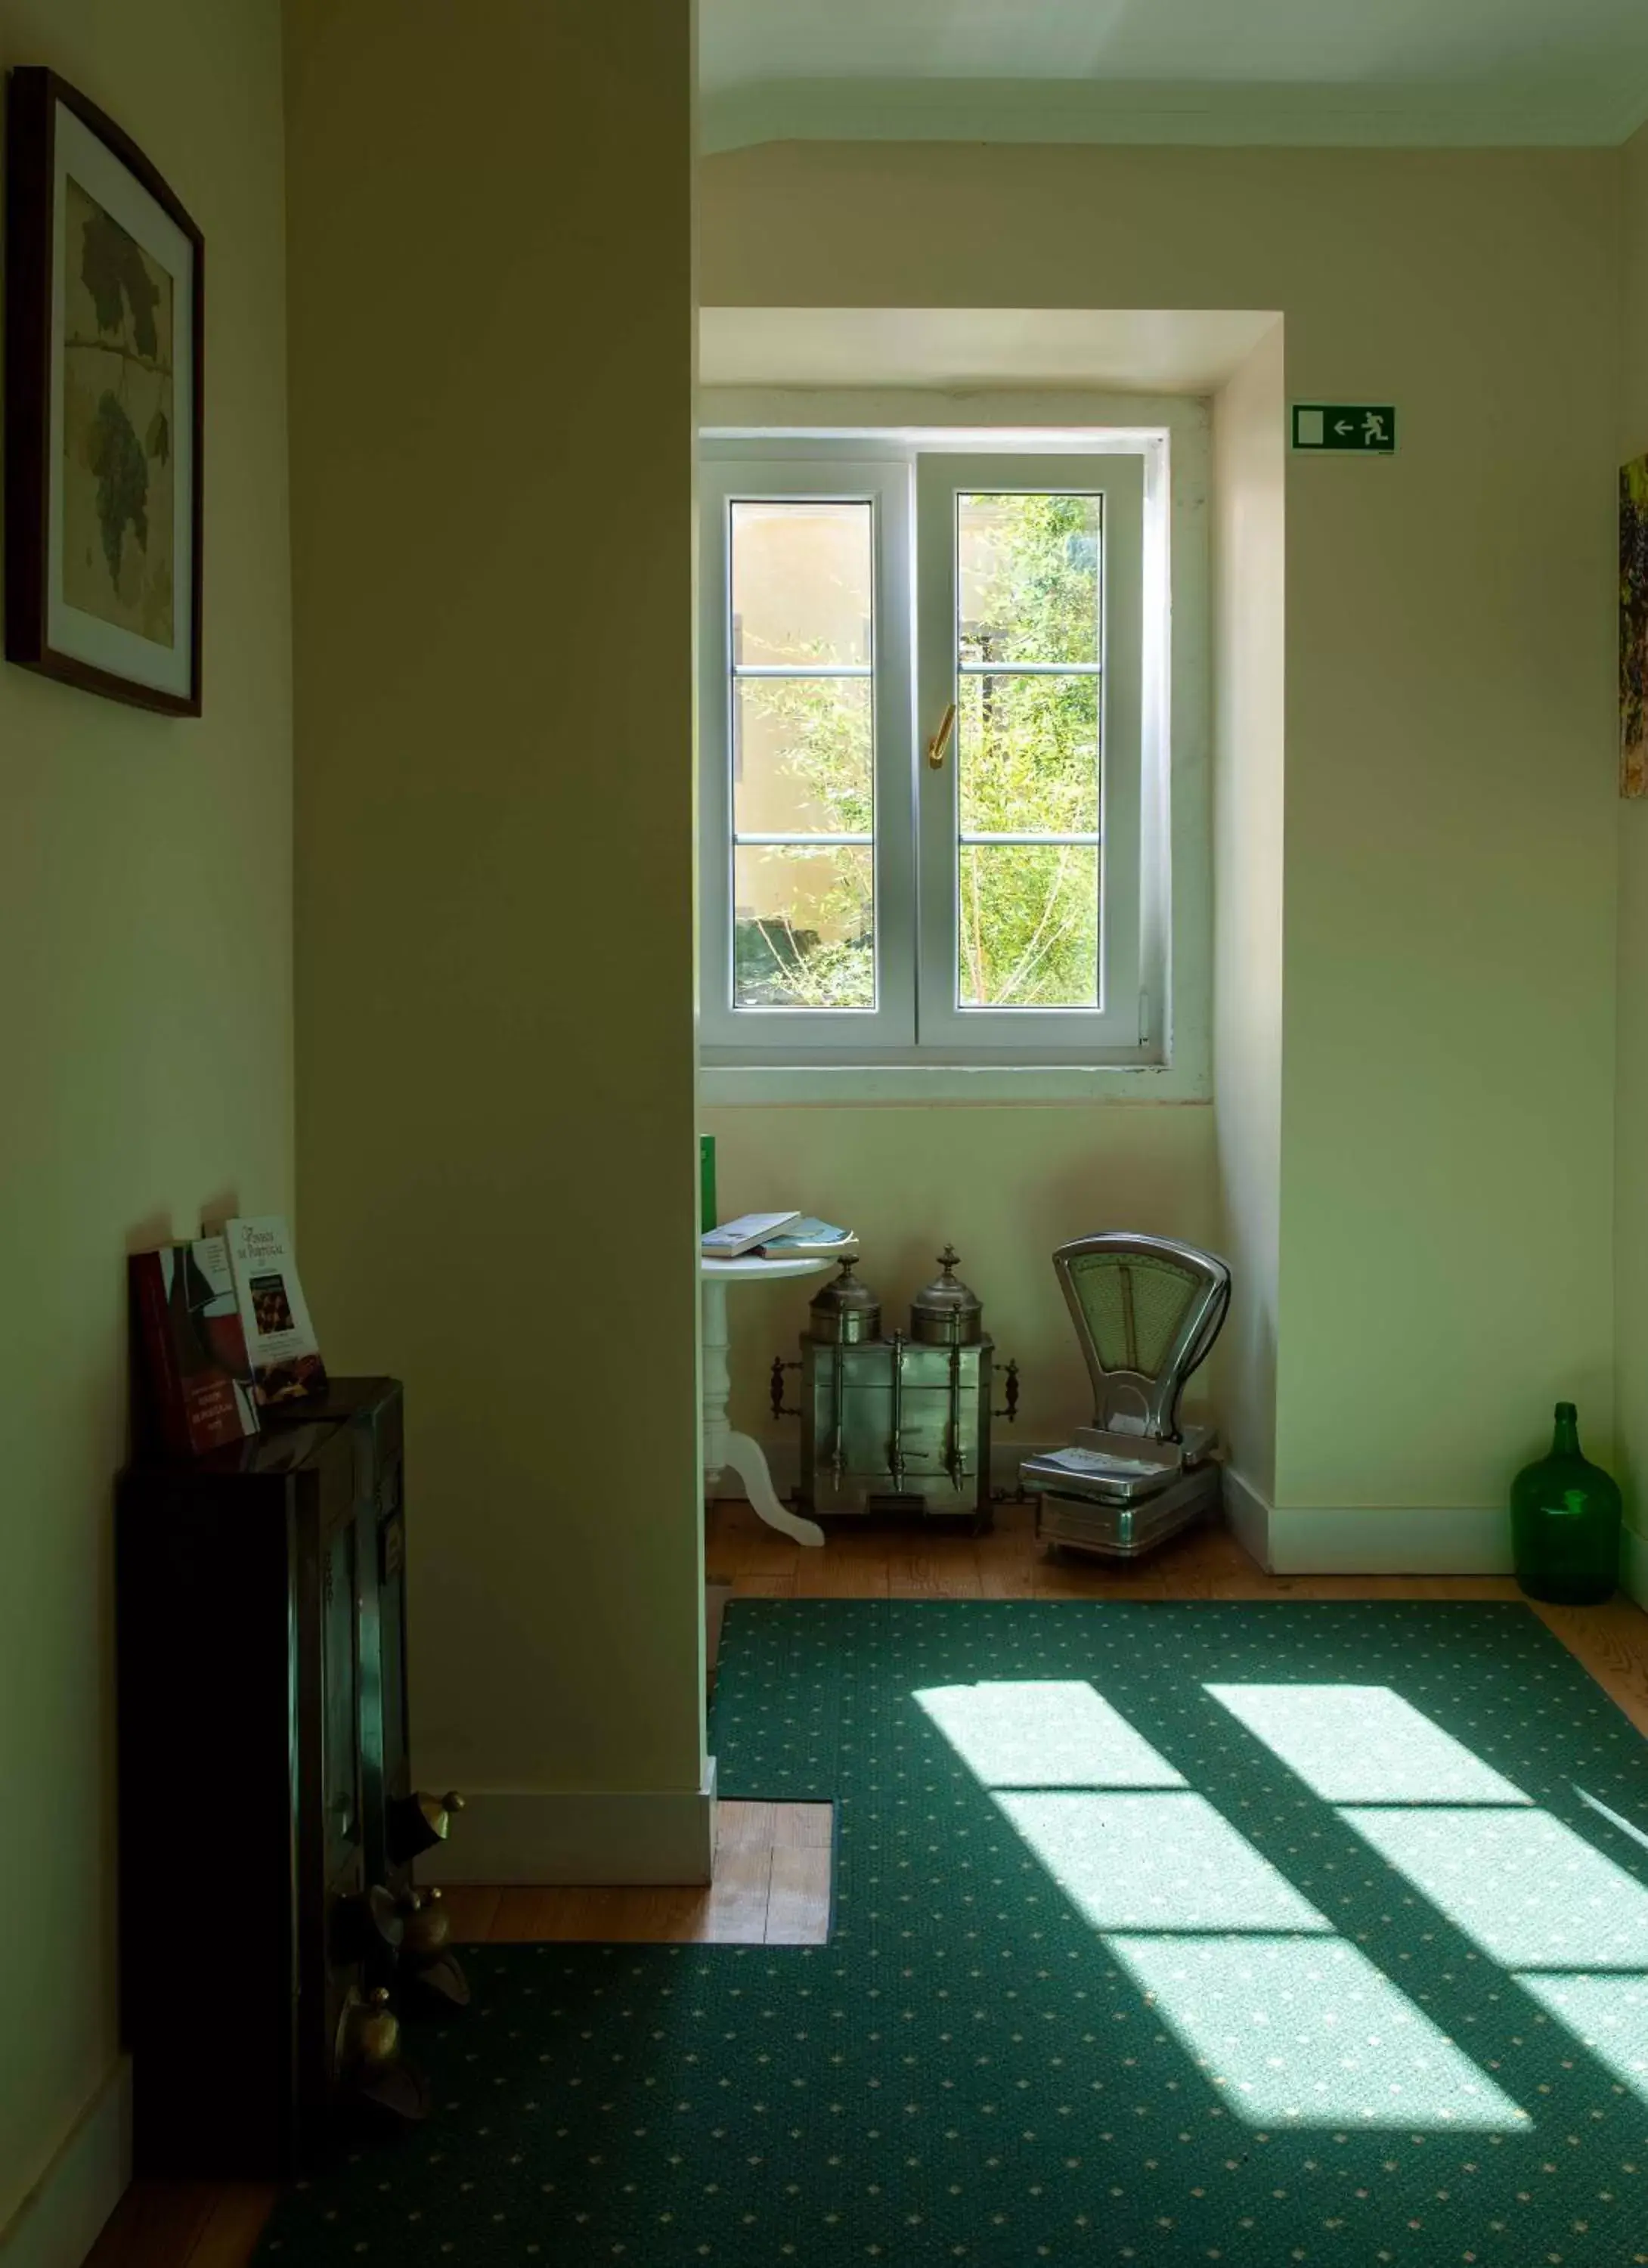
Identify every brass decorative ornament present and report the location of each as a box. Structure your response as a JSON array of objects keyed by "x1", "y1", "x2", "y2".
[
  {"x1": 387, "y1": 1787, "x2": 465, "y2": 1864},
  {"x1": 399, "y1": 1886, "x2": 451, "y2": 1961},
  {"x1": 334, "y1": 1984, "x2": 400, "y2": 2078}
]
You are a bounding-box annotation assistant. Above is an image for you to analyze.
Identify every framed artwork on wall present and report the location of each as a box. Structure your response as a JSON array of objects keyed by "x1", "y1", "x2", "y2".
[
  {"x1": 5, "y1": 67, "x2": 203, "y2": 715},
  {"x1": 1625, "y1": 453, "x2": 1648, "y2": 800}
]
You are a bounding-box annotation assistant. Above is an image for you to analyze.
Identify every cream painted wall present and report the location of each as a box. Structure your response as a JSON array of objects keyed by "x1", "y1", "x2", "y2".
[
  {"x1": 285, "y1": 3, "x2": 704, "y2": 1810},
  {"x1": 1615, "y1": 121, "x2": 1648, "y2": 1547},
  {"x1": 1211, "y1": 323, "x2": 1286, "y2": 1503},
  {"x1": 0, "y1": 0, "x2": 292, "y2": 2237},
  {"x1": 708, "y1": 1103, "x2": 1217, "y2": 1442},
  {"x1": 702, "y1": 143, "x2": 1620, "y2": 1514}
]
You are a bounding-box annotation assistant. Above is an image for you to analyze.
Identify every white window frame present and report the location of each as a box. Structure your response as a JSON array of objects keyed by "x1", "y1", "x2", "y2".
[{"x1": 699, "y1": 431, "x2": 1164, "y2": 1074}]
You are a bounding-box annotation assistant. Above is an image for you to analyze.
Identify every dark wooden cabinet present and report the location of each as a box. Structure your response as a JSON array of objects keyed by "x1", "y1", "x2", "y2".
[{"x1": 117, "y1": 1377, "x2": 457, "y2": 2177}]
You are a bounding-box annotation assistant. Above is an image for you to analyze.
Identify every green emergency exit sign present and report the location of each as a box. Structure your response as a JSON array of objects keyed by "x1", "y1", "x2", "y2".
[{"x1": 1292, "y1": 403, "x2": 1396, "y2": 453}]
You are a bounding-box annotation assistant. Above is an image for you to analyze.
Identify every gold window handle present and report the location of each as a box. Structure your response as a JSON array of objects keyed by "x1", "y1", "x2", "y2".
[{"x1": 926, "y1": 700, "x2": 957, "y2": 770}]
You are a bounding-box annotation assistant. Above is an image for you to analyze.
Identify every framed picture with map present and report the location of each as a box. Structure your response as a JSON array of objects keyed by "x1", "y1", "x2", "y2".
[{"x1": 5, "y1": 67, "x2": 203, "y2": 714}]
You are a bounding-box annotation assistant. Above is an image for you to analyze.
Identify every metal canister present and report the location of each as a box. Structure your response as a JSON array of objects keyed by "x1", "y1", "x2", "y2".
[
  {"x1": 807, "y1": 1256, "x2": 882, "y2": 1344},
  {"x1": 909, "y1": 1246, "x2": 984, "y2": 1346}
]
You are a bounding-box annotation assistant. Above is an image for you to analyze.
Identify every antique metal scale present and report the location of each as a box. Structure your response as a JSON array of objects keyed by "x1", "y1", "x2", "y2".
[
  {"x1": 1020, "y1": 1232, "x2": 1231, "y2": 1559},
  {"x1": 773, "y1": 1247, "x2": 1018, "y2": 1530}
]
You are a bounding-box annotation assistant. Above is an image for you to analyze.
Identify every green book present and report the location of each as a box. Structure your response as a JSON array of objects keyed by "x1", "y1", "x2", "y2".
[{"x1": 699, "y1": 1136, "x2": 717, "y2": 1235}]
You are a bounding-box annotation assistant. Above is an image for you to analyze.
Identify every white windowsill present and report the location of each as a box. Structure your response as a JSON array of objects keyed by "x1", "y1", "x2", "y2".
[{"x1": 699, "y1": 1059, "x2": 1212, "y2": 1106}]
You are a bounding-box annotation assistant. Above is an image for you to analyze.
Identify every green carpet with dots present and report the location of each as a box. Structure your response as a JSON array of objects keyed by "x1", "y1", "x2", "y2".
[{"x1": 260, "y1": 1599, "x2": 1648, "y2": 2265}]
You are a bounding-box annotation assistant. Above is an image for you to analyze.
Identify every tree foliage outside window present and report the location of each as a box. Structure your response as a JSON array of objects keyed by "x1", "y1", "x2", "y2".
[{"x1": 735, "y1": 491, "x2": 1102, "y2": 1011}]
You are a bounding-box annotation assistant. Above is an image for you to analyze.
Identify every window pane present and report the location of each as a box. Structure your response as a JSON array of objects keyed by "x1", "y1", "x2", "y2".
[
  {"x1": 734, "y1": 677, "x2": 872, "y2": 836},
  {"x1": 958, "y1": 673, "x2": 1098, "y2": 836},
  {"x1": 730, "y1": 500, "x2": 872, "y2": 668},
  {"x1": 734, "y1": 845, "x2": 874, "y2": 1010},
  {"x1": 958, "y1": 844, "x2": 1099, "y2": 1009},
  {"x1": 959, "y1": 491, "x2": 1100, "y2": 667}
]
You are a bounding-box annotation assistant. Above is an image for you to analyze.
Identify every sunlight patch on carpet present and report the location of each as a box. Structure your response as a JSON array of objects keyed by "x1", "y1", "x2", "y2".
[
  {"x1": 993, "y1": 1789, "x2": 1330, "y2": 1934},
  {"x1": 1205, "y1": 1681, "x2": 1532, "y2": 1805},
  {"x1": 912, "y1": 1679, "x2": 1186, "y2": 1788},
  {"x1": 1341, "y1": 1805, "x2": 1648, "y2": 1969},
  {"x1": 1106, "y1": 1932, "x2": 1529, "y2": 2128},
  {"x1": 1516, "y1": 1971, "x2": 1648, "y2": 2105}
]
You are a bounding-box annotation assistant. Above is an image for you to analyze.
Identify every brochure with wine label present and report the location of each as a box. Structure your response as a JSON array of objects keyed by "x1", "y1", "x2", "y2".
[
  {"x1": 131, "y1": 1236, "x2": 261, "y2": 1455},
  {"x1": 223, "y1": 1214, "x2": 329, "y2": 1406}
]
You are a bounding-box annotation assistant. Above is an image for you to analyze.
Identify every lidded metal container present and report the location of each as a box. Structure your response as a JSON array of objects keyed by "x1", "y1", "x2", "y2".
[
  {"x1": 807, "y1": 1257, "x2": 882, "y2": 1345},
  {"x1": 909, "y1": 1246, "x2": 984, "y2": 1346},
  {"x1": 792, "y1": 1243, "x2": 1010, "y2": 1525}
]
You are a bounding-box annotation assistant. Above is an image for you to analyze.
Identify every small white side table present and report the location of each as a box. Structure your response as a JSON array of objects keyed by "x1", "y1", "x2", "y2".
[{"x1": 701, "y1": 1254, "x2": 831, "y2": 1548}]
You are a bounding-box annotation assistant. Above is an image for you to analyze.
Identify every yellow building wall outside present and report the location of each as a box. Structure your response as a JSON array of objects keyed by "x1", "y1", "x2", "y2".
[
  {"x1": 285, "y1": 2, "x2": 704, "y2": 1805},
  {"x1": 0, "y1": 0, "x2": 293, "y2": 2235},
  {"x1": 1616, "y1": 121, "x2": 1648, "y2": 1549},
  {"x1": 702, "y1": 141, "x2": 1620, "y2": 1515},
  {"x1": 732, "y1": 500, "x2": 875, "y2": 950}
]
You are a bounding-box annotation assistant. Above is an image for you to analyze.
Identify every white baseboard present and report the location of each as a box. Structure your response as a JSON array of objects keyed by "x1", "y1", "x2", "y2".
[
  {"x1": 1221, "y1": 1467, "x2": 1272, "y2": 1566},
  {"x1": 1622, "y1": 1525, "x2": 1648, "y2": 1611},
  {"x1": 1221, "y1": 1470, "x2": 1515, "y2": 1575},
  {"x1": 0, "y1": 2058, "x2": 130, "y2": 2268},
  {"x1": 736, "y1": 1444, "x2": 1581, "y2": 1583},
  {"x1": 418, "y1": 1759, "x2": 718, "y2": 1887}
]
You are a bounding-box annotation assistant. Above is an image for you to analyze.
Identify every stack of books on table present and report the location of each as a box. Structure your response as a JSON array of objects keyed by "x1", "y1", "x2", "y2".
[{"x1": 701, "y1": 1213, "x2": 859, "y2": 1260}]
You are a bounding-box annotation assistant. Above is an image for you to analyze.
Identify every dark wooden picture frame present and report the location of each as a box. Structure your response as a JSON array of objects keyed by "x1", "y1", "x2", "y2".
[{"x1": 5, "y1": 67, "x2": 204, "y2": 715}]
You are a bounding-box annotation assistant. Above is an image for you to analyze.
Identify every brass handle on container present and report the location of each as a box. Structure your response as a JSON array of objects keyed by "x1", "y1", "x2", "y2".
[
  {"x1": 926, "y1": 701, "x2": 957, "y2": 770},
  {"x1": 993, "y1": 1357, "x2": 1021, "y2": 1424}
]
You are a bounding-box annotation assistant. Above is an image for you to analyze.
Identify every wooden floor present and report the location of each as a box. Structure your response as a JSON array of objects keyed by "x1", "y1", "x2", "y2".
[
  {"x1": 440, "y1": 1796, "x2": 832, "y2": 1947},
  {"x1": 82, "y1": 2180, "x2": 279, "y2": 2268},
  {"x1": 88, "y1": 1498, "x2": 1648, "y2": 2266}
]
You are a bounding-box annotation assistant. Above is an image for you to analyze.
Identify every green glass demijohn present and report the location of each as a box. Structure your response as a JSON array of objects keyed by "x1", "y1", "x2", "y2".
[{"x1": 1510, "y1": 1402, "x2": 1622, "y2": 1605}]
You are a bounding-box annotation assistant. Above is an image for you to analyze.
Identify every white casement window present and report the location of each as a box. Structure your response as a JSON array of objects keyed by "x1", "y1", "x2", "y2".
[{"x1": 699, "y1": 436, "x2": 1160, "y2": 1067}]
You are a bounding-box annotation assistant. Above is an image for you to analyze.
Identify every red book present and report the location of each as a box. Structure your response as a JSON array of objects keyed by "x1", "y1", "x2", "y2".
[{"x1": 131, "y1": 1238, "x2": 260, "y2": 1457}]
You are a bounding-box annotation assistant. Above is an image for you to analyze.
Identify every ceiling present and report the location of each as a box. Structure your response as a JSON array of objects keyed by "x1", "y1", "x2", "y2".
[
  {"x1": 700, "y1": 308, "x2": 1280, "y2": 397},
  {"x1": 700, "y1": 0, "x2": 1648, "y2": 153}
]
